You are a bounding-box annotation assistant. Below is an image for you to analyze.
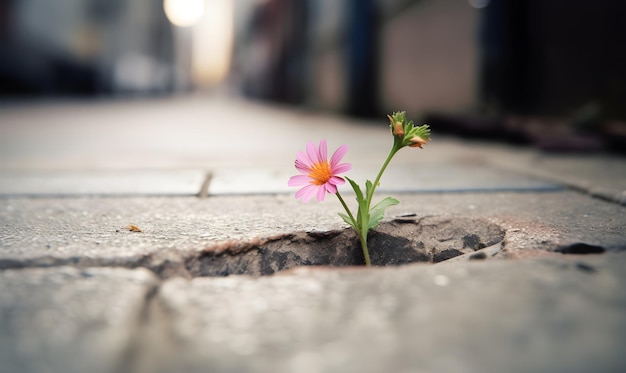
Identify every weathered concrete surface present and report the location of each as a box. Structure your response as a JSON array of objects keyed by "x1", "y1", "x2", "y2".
[
  {"x1": 208, "y1": 163, "x2": 561, "y2": 195},
  {"x1": 0, "y1": 163, "x2": 560, "y2": 197},
  {"x1": 144, "y1": 253, "x2": 626, "y2": 373},
  {"x1": 0, "y1": 170, "x2": 206, "y2": 196},
  {"x1": 183, "y1": 217, "x2": 505, "y2": 276},
  {"x1": 488, "y1": 151, "x2": 626, "y2": 205},
  {"x1": 1, "y1": 191, "x2": 624, "y2": 273},
  {"x1": 0, "y1": 266, "x2": 158, "y2": 373},
  {"x1": 0, "y1": 96, "x2": 623, "y2": 203},
  {"x1": 0, "y1": 96, "x2": 625, "y2": 373}
]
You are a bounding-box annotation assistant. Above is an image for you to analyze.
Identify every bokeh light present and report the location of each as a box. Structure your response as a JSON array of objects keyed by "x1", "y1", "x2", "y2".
[{"x1": 163, "y1": 0, "x2": 205, "y2": 27}]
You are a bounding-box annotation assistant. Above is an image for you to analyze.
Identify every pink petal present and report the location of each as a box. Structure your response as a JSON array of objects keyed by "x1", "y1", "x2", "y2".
[
  {"x1": 295, "y1": 159, "x2": 310, "y2": 174},
  {"x1": 306, "y1": 141, "x2": 319, "y2": 164},
  {"x1": 330, "y1": 144, "x2": 348, "y2": 167},
  {"x1": 331, "y1": 162, "x2": 352, "y2": 175},
  {"x1": 288, "y1": 174, "x2": 311, "y2": 186},
  {"x1": 316, "y1": 185, "x2": 326, "y2": 201},
  {"x1": 325, "y1": 182, "x2": 337, "y2": 194},
  {"x1": 296, "y1": 184, "x2": 318, "y2": 202},
  {"x1": 328, "y1": 176, "x2": 345, "y2": 186},
  {"x1": 296, "y1": 151, "x2": 313, "y2": 171},
  {"x1": 318, "y1": 140, "x2": 328, "y2": 162}
]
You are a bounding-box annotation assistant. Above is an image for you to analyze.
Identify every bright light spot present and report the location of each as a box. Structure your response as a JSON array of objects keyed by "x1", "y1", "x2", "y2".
[
  {"x1": 468, "y1": 0, "x2": 490, "y2": 9},
  {"x1": 163, "y1": 0, "x2": 205, "y2": 27},
  {"x1": 192, "y1": 0, "x2": 234, "y2": 86}
]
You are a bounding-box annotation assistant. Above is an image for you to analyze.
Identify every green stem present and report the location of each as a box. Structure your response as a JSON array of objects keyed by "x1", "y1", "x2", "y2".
[
  {"x1": 335, "y1": 191, "x2": 355, "y2": 225},
  {"x1": 360, "y1": 231, "x2": 371, "y2": 266},
  {"x1": 366, "y1": 146, "x2": 399, "y2": 211},
  {"x1": 363, "y1": 146, "x2": 400, "y2": 267},
  {"x1": 336, "y1": 146, "x2": 401, "y2": 268},
  {"x1": 336, "y1": 191, "x2": 371, "y2": 266}
]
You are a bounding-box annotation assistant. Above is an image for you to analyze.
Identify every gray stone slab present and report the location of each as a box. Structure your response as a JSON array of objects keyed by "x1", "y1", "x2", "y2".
[
  {"x1": 146, "y1": 253, "x2": 626, "y2": 373},
  {"x1": 0, "y1": 96, "x2": 387, "y2": 172},
  {"x1": 209, "y1": 164, "x2": 562, "y2": 195},
  {"x1": 0, "y1": 96, "x2": 623, "y2": 203},
  {"x1": 0, "y1": 266, "x2": 158, "y2": 373},
  {"x1": 0, "y1": 170, "x2": 206, "y2": 196},
  {"x1": 0, "y1": 192, "x2": 624, "y2": 268},
  {"x1": 497, "y1": 155, "x2": 626, "y2": 205}
]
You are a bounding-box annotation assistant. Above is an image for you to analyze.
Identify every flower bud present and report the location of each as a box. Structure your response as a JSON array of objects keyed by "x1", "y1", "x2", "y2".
[
  {"x1": 388, "y1": 115, "x2": 404, "y2": 136},
  {"x1": 408, "y1": 135, "x2": 428, "y2": 148},
  {"x1": 393, "y1": 122, "x2": 404, "y2": 136}
]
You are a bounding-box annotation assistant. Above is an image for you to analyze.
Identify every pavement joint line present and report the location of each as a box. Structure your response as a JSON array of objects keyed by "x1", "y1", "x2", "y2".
[
  {"x1": 197, "y1": 172, "x2": 213, "y2": 199},
  {"x1": 488, "y1": 162, "x2": 626, "y2": 206},
  {"x1": 0, "y1": 187, "x2": 567, "y2": 198},
  {"x1": 527, "y1": 177, "x2": 626, "y2": 207},
  {"x1": 113, "y1": 278, "x2": 162, "y2": 373}
]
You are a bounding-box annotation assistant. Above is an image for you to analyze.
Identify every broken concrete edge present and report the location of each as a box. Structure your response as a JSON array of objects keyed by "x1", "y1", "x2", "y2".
[
  {"x1": 201, "y1": 235, "x2": 287, "y2": 256},
  {"x1": 0, "y1": 234, "x2": 615, "y2": 281},
  {"x1": 436, "y1": 241, "x2": 504, "y2": 264},
  {"x1": 1, "y1": 251, "x2": 619, "y2": 283},
  {"x1": 0, "y1": 216, "x2": 507, "y2": 277}
]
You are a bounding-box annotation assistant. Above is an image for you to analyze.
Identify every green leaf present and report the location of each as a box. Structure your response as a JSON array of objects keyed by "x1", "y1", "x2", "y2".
[
  {"x1": 347, "y1": 177, "x2": 371, "y2": 233},
  {"x1": 368, "y1": 196, "x2": 400, "y2": 230},
  {"x1": 408, "y1": 124, "x2": 431, "y2": 141},
  {"x1": 338, "y1": 213, "x2": 357, "y2": 230},
  {"x1": 345, "y1": 177, "x2": 363, "y2": 203},
  {"x1": 365, "y1": 179, "x2": 374, "y2": 199},
  {"x1": 345, "y1": 177, "x2": 366, "y2": 230}
]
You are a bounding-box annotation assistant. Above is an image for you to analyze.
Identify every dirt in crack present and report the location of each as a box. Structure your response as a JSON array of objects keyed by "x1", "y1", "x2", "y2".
[{"x1": 184, "y1": 217, "x2": 506, "y2": 277}]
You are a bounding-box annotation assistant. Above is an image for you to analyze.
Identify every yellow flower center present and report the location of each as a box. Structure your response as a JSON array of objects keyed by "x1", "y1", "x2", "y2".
[{"x1": 308, "y1": 161, "x2": 333, "y2": 185}]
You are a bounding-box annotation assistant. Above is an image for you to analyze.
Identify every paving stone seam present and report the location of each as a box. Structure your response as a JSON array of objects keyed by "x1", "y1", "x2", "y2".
[
  {"x1": 197, "y1": 172, "x2": 212, "y2": 199},
  {"x1": 113, "y1": 280, "x2": 162, "y2": 373},
  {"x1": 0, "y1": 252, "x2": 193, "y2": 280},
  {"x1": 488, "y1": 162, "x2": 626, "y2": 206}
]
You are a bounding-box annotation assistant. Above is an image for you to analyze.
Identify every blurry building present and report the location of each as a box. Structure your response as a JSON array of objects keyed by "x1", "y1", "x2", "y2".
[
  {"x1": 2, "y1": 0, "x2": 625, "y2": 128},
  {"x1": 235, "y1": 0, "x2": 626, "y2": 124},
  {"x1": 480, "y1": 0, "x2": 626, "y2": 120},
  {"x1": 0, "y1": 0, "x2": 181, "y2": 96},
  {"x1": 234, "y1": 0, "x2": 480, "y2": 117}
]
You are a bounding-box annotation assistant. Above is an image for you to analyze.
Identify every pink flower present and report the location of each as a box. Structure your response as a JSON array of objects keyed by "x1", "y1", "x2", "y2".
[{"x1": 288, "y1": 140, "x2": 352, "y2": 202}]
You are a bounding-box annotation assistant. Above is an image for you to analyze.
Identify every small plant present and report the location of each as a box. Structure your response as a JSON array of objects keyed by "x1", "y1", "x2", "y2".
[{"x1": 288, "y1": 112, "x2": 430, "y2": 266}]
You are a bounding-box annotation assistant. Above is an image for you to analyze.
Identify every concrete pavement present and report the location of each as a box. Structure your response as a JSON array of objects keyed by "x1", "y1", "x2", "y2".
[{"x1": 1, "y1": 94, "x2": 625, "y2": 372}]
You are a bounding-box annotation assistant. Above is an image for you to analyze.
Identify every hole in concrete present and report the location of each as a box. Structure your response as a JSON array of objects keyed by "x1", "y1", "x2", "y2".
[
  {"x1": 555, "y1": 243, "x2": 606, "y2": 255},
  {"x1": 0, "y1": 217, "x2": 506, "y2": 279},
  {"x1": 184, "y1": 217, "x2": 506, "y2": 277}
]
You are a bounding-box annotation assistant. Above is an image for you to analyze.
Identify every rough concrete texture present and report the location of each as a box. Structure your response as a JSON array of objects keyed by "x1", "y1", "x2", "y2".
[
  {"x1": 183, "y1": 217, "x2": 505, "y2": 276},
  {"x1": 142, "y1": 254, "x2": 626, "y2": 373},
  {"x1": 490, "y1": 152, "x2": 626, "y2": 205},
  {"x1": 0, "y1": 96, "x2": 623, "y2": 203},
  {"x1": 1, "y1": 191, "x2": 624, "y2": 277},
  {"x1": 0, "y1": 266, "x2": 158, "y2": 373},
  {"x1": 0, "y1": 170, "x2": 206, "y2": 196},
  {"x1": 1, "y1": 96, "x2": 625, "y2": 373},
  {"x1": 208, "y1": 163, "x2": 562, "y2": 195}
]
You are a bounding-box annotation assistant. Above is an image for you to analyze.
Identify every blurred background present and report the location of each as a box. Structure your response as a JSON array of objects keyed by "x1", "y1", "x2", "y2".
[{"x1": 1, "y1": 0, "x2": 625, "y2": 152}]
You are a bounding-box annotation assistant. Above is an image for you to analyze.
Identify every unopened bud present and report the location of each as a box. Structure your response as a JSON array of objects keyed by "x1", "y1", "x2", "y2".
[
  {"x1": 393, "y1": 122, "x2": 404, "y2": 136},
  {"x1": 409, "y1": 135, "x2": 427, "y2": 148},
  {"x1": 388, "y1": 115, "x2": 404, "y2": 136}
]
